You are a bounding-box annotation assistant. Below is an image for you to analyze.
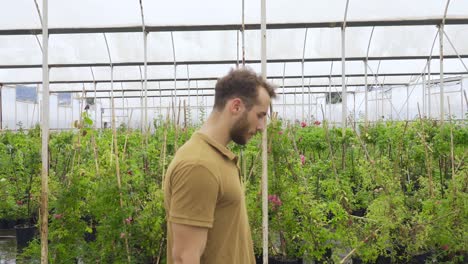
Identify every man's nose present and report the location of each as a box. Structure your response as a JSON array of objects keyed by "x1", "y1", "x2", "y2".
[{"x1": 256, "y1": 118, "x2": 266, "y2": 132}]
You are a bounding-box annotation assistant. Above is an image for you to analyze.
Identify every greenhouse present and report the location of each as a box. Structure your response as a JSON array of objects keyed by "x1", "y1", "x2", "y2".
[{"x1": 0, "y1": 0, "x2": 467, "y2": 263}]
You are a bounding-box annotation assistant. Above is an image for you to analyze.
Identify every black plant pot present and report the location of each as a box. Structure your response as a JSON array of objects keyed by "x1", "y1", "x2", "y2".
[
  {"x1": 0, "y1": 218, "x2": 16, "y2": 229},
  {"x1": 256, "y1": 256, "x2": 303, "y2": 264},
  {"x1": 352, "y1": 255, "x2": 392, "y2": 264},
  {"x1": 15, "y1": 224, "x2": 37, "y2": 248},
  {"x1": 84, "y1": 227, "x2": 97, "y2": 242}
]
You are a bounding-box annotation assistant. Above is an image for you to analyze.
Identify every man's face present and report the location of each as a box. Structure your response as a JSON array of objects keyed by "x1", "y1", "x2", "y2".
[{"x1": 230, "y1": 87, "x2": 271, "y2": 145}]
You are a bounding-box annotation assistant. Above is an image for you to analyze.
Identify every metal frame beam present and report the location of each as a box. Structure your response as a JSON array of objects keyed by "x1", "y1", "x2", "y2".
[
  {"x1": 1, "y1": 18, "x2": 468, "y2": 35},
  {"x1": 2, "y1": 55, "x2": 468, "y2": 69},
  {"x1": 2, "y1": 71, "x2": 465, "y2": 86},
  {"x1": 79, "y1": 87, "x2": 403, "y2": 100},
  {"x1": 48, "y1": 83, "x2": 409, "y2": 94}
]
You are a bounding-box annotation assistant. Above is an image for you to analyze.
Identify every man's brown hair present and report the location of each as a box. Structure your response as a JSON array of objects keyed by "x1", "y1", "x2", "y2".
[{"x1": 213, "y1": 68, "x2": 276, "y2": 111}]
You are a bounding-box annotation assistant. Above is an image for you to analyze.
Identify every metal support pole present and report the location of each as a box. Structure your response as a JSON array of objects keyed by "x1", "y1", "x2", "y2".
[
  {"x1": 439, "y1": 25, "x2": 445, "y2": 122},
  {"x1": 56, "y1": 96, "x2": 59, "y2": 129},
  {"x1": 26, "y1": 103, "x2": 28, "y2": 128},
  {"x1": 282, "y1": 63, "x2": 286, "y2": 119},
  {"x1": 406, "y1": 85, "x2": 410, "y2": 120},
  {"x1": 364, "y1": 27, "x2": 374, "y2": 124},
  {"x1": 341, "y1": 0, "x2": 349, "y2": 132},
  {"x1": 0, "y1": 85, "x2": 2, "y2": 130},
  {"x1": 422, "y1": 70, "x2": 426, "y2": 117},
  {"x1": 428, "y1": 60, "x2": 432, "y2": 118},
  {"x1": 353, "y1": 92, "x2": 356, "y2": 122},
  {"x1": 301, "y1": 28, "x2": 308, "y2": 121},
  {"x1": 260, "y1": 0, "x2": 268, "y2": 262},
  {"x1": 461, "y1": 80, "x2": 464, "y2": 118},
  {"x1": 195, "y1": 81, "x2": 199, "y2": 123},
  {"x1": 14, "y1": 90, "x2": 17, "y2": 129},
  {"x1": 144, "y1": 32, "x2": 148, "y2": 131},
  {"x1": 381, "y1": 83, "x2": 384, "y2": 119},
  {"x1": 40, "y1": 0, "x2": 50, "y2": 262},
  {"x1": 170, "y1": 32, "x2": 177, "y2": 122},
  {"x1": 364, "y1": 60, "x2": 368, "y2": 124},
  {"x1": 328, "y1": 79, "x2": 332, "y2": 122},
  {"x1": 94, "y1": 82, "x2": 97, "y2": 127},
  {"x1": 341, "y1": 27, "x2": 347, "y2": 131}
]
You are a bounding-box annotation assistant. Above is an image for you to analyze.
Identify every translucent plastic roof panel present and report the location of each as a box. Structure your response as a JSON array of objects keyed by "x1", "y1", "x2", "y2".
[
  {"x1": 49, "y1": 34, "x2": 108, "y2": 64},
  {"x1": 147, "y1": 65, "x2": 176, "y2": 79},
  {"x1": 267, "y1": 0, "x2": 345, "y2": 23},
  {"x1": 143, "y1": 0, "x2": 259, "y2": 25},
  {"x1": 0, "y1": 35, "x2": 42, "y2": 65},
  {"x1": 347, "y1": 0, "x2": 447, "y2": 21},
  {"x1": 0, "y1": 69, "x2": 42, "y2": 83},
  {"x1": 172, "y1": 31, "x2": 238, "y2": 61},
  {"x1": 443, "y1": 25, "x2": 468, "y2": 56},
  {"x1": 0, "y1": 0, "x2": 41, "y2": 29},
  {"x1": 430, "y1": 58, "x2": 468, "y2": 73},
  {"x1": 366, "y1": 60, "x2": 428, "y2": 75},
  {"x1": 113, "y1": 66, "x2": 144, "y2": 80},
  {"x1": 47, "y1": 0, "x2": 141, "y2": 28},
  {"x1": 148, "y1": 33, "x2": 176, "y2": 62},
  {"x1": 367, "y1": 26, "x2": 439, "y2": 57},
  {"x1": 448, "y1": 0, "x2": 468, "y2": 18},
  {"x1": 179, "y1": 65, "x2": 237, "y2": 78},
  {"x1": 105, "y1": 33, "x2": 144, "y2": 63},
  {"x1": 50, "y1": 68, "x2": 92, "y2": 82}
]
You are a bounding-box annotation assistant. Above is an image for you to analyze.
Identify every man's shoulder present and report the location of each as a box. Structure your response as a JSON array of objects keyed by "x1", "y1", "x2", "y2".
[{"x1": 168, "y1": 136, "x2": 220, "y2": 173}]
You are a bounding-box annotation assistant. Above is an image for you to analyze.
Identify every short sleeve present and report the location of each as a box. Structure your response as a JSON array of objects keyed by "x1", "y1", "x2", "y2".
[{"x1": 168, "y1": 164, "x2": 219, "y2": 228}]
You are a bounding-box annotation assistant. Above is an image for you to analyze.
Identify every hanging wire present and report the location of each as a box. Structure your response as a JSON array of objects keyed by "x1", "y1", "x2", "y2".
[
  {"x1": 438, "y1": 0, "x2": 452, "y2": 122},
  {"x1": 32, "y1": 0, "x2": 43, "y2": 27},
  {"x1": 241, "y1": 0, "x2": 246, "y2": 66},
  {"x1": 301, "y1": 28, "x2": 309, "y2": 122},
  {"x1": 443, "y1": 31, "x2": 468, "y2": 73},
  {"x1": 364, "y1": 27, "x2": 375, "y2": 122},
  {"x1": 394, "y1": 31, "x2": 439, "y2": 117},
  {"x1": 282, "y1": 63, "x2": 286, "y2": 119},
  {"x1": 137, "y1": 0, "x2": 148, "y2": 132},
  {"x1": 341, "y1": 0, "x2": 350, "y2": 132},
  {"x1": 170, "y1": 32, "x2": 177, "y2": 122},
  {"x1": 328, "y1": 61, "x2": 334, "y2": 122}
]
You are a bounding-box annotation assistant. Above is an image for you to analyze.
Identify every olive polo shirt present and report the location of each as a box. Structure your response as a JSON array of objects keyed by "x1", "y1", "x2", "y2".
[{"x1": 164, "y1": 132, "x2": 255, "y2": 264}]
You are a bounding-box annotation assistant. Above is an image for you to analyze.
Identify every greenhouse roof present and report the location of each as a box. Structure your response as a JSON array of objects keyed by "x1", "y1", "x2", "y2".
[{"x1": 1, "y1": 0, "x2": 468, "y2": 94}]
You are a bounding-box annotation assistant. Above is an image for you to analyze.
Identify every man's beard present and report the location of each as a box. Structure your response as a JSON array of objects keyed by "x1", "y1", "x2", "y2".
[{"x1": 230, "y1": 112, "x2": 251, "y2": 145}]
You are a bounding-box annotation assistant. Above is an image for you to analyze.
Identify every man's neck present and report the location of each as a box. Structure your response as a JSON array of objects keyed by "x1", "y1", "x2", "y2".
[{"x1": 198, "y1": 111, "x2": 231, "y2": 146}]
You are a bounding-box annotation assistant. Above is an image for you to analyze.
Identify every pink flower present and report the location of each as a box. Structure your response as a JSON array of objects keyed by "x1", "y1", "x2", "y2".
[
  {"x1": 54, "y1": 214, "x2": 63, "y2": 220},
  {"x1": 268, "y1": 194, "x2": 282, "y2": 207},
  {"x1": 125, "y1": 217, "x2": 133, "y2": 224},
  {"x1": 300, "y1": 154, "x2": 305, "y2": 165},
  {"x1": 278, "y1": 131, "x2": 283, "y2": 135},
  {"x1": 314, "y1": 120, "x2": 321, "y2": 126},
  {"x1": 120, "y1": 232, "x2": 126, "y2": 239},
  {"x1": 301, "y1": 122, "x2": 307, "y2": 128}
]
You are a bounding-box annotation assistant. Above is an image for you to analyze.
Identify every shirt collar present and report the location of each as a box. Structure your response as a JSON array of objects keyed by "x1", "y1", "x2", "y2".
[{"x1": 194, "y1": 131, "x2": 237, "y2": 161}]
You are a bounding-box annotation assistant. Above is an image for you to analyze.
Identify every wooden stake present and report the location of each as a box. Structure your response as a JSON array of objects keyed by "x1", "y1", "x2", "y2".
[
  {"x1": 161, "y1": 110, "x2": 170, "y2": 187},
  {"x1": 340, "y1": 229, "x2": 380, "y2": 264},
  {"x1": 447, "y1": 97, "x2": 457, "y2": 195},
  {"x1": 123, "y1": 109, "x2": 134, "y2": 156},
  {"x1": 347, "y1": 115, "x2": 371, "y2": 162},
  {"x1": 183, "y1": 99, "x2": 187, "y2": 128},
  {"x1": 320, "y1": 105, "x2": 339, "y2": 180},
  {"x1": 417, "y1": 103, "x2": 434, "y2": 198}
]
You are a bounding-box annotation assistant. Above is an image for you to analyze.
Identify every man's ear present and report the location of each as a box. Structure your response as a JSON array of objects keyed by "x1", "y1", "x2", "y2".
[{"x1": 228, "y1": 98, "x2": 243, "y2": 114}]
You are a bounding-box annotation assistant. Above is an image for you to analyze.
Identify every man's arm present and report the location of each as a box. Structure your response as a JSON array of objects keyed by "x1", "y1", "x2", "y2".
[{"x1": 171, "y1": 222, "x2": 208, "y2": 264}]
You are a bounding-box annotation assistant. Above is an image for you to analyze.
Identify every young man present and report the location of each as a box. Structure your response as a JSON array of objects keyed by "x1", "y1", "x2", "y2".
[{"x1": 164, "y1": 68, "x2": 276, "y2": 264}]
